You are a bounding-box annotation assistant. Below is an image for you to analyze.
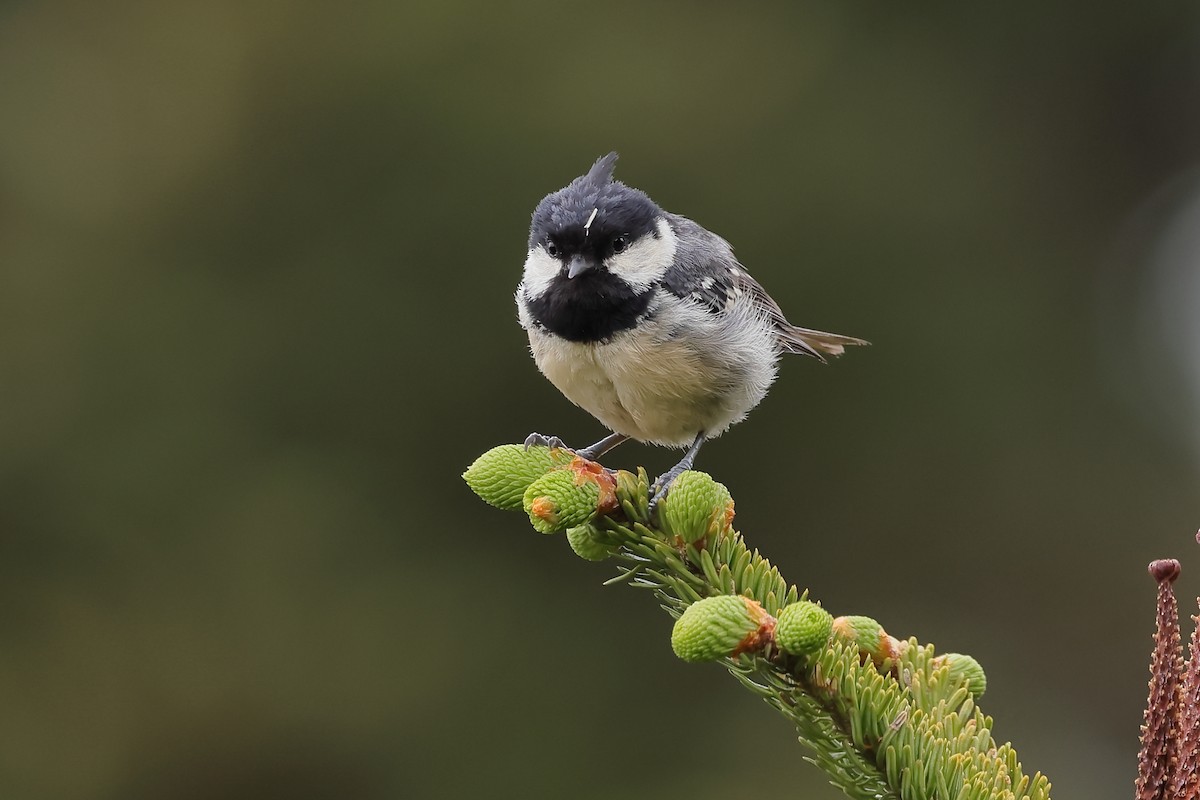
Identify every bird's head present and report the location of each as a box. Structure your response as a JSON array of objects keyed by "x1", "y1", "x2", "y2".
[{"x1": 524, "y1": 153, "x2": 676, "y2": 298}]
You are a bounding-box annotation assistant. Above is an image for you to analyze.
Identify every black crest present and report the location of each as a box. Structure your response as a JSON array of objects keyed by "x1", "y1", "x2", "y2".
[
  {"x1": 581, "y1": 151, "x2": 619, "y2": 190},
  {"x1": 528, "y1": 152, "x2": 660, "y2": 251}
]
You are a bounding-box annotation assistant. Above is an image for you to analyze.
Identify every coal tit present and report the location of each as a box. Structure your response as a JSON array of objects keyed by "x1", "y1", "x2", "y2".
[{"x1": 516, "y1": 152, "x2": 867, "y2": 505}]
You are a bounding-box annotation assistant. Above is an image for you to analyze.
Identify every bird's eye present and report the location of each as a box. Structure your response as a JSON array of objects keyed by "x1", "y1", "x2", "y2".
[
  {"x1": 546, "y1": 242, "x2": 559, "y2": 257},
  {"x1": 612, "y1": 236, "x2": 627, "y2": 254}
]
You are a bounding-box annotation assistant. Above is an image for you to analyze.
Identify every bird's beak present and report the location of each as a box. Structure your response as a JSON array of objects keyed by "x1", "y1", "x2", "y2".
[{"x1": 566, "y1": 254, "x2": 596, "y2": 279}]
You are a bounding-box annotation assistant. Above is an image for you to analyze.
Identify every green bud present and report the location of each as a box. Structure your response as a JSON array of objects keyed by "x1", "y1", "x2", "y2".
[
  {"x1": 614, "y1": 469, "x2": 650, "y2": 522},
  {"x1": 671, "y1": 595, "x2": 775, "y2": 662},
  {"x1": 522, "y1": 465, "x2": 610, "y2": 533},
  {"x1": 938, "y1": 652, "x2": 987, "y2": 698},
  {"x1": 614, "y1": 470, "x2": 641, "y2": 500},
  {"x1": 463, "y1": 444, "x2": 573, "y2": 510},
  {"x1": 566, "y1": 524, "x2": 618, "y2": 561},
  {"x1": 775, "y1": 601, "x2": 834, "y2": 656},
  {"x1": 831, "y1": 615, "x2": 900, "y2": 664},
  {"x1": 657, "y1": 471, "x2": 735, "y2": 544}
]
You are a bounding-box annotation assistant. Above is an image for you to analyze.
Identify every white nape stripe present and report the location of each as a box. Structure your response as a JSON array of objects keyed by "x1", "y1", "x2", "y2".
[
  {"x1": 604, "y1": 218, "x2": 677, "y2": 291},
  {"x1": 522, "y1": 246, "x2": 560, "y2": 298}
]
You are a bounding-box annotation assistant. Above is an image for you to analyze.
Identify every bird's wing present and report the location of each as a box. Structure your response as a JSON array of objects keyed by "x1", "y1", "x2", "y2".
[{"x1": 661, "y1": 220, "x2": 868, "y2": 362}]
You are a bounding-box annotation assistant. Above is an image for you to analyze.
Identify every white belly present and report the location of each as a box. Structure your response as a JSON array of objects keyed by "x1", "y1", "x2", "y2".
[{"x1": 522, "y1": 302, "x2": 779, "y2": 447}]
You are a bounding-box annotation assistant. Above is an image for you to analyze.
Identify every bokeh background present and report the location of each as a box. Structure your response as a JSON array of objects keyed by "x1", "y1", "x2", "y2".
[{"x1": 1, "y1": 2, "x2": 1199, "y2": 797}]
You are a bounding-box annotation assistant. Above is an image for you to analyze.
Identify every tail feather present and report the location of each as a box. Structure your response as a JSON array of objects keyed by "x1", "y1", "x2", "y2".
[{"x1": 779, "y1": 326, "x2": 869, "y2": 362}]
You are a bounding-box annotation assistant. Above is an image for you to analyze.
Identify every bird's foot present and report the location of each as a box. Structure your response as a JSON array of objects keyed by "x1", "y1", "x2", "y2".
[
  {"x1": 648, "y1": 433, "x2": 707, "y2": 515},
  {"x1": 523, "y1": 432, "x2": 570, "y2": 452},
  {"x1": 648, "y1": 464, "x2": 690, "y2": 515},
  {"x1": 524, "y1": 432, "x2": 630, "y2": 463}
]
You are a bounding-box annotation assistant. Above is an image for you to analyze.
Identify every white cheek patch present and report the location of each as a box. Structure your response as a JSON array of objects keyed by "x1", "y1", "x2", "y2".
[
  {"x1": 604, "y1": 218, "x2": 678, "y2": 291},
  {"x1": 522, "y1": 246, "x2": 561, "y2": 298}
]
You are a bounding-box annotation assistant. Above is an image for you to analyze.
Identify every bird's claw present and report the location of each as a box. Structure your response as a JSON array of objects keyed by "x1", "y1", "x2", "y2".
[
  {"x1": 524, "y1": 432, "x2": 569, "y2": 452},
  {"x1": 647, "y1": 467, "x2": 686, "y2": 515}
]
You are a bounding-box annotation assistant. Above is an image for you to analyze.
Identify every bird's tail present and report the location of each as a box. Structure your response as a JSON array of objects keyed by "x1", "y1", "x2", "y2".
[{"x1": 779, "y1": 326, "x2": 870, "y2": 363}]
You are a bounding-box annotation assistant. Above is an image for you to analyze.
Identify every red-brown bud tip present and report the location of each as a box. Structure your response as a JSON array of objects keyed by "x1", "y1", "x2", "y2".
[{"x1": 1149, "y1": 559, "x2": 1181, "y2": 584}]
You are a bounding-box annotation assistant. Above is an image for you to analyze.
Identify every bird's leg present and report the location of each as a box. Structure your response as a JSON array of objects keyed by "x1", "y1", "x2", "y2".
[
  {"x1": 576, "y1": 432, "x2": 629, "y2": 461},
  {"x1": 524, "y1": 431, "x2": 629, "y2": 461},
  {"x1": 649, "y1": 432, "x2": 706, "y2": 512}
]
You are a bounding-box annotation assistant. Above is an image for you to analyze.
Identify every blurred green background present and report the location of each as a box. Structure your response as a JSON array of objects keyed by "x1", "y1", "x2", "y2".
[{"x1": 1, "y1": 1, "x2": 1198, "y2": 797}]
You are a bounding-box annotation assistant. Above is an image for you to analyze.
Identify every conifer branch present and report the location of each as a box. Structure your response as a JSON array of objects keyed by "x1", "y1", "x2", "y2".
[{"x1": 464, "y1": 444, "x2": 1052, "y2": 800}]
